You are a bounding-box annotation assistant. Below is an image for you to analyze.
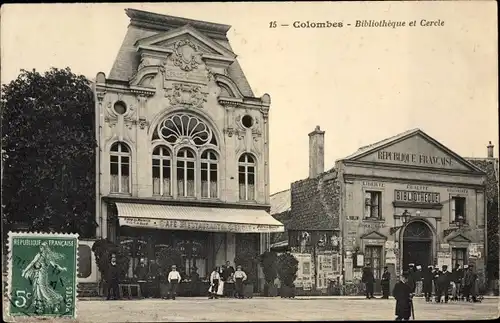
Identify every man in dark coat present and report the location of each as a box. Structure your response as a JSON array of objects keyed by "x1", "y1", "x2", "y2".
[
  {"x1": 451, "y1": 263, "x2": 462, "y2": 301},
  {"x1": 407, "y1": 264, "x2": 416, "y2": 293},
  {"x1": 381, "y1": 266, "x2": 391, "y2": 299},
  {"x1": 422, "y1": 265, "x2": 434, "y2": 302},
  {"x1": 362, "y1": 264, "x2": 375, "y2": 299},
  {"x1": 435, "y1": 265, "x2": 451, "y2": 303},
  {"x1": 149, "y1": 259, "x2": 161, "y2": 298},
  {"x1": 393, "y1": 271, "x2": 413, "y2": 321},
  {"x1": 134, "y1": 258, "x2": 149, "y2": 298},
  {"x1": 463, "y1": 264, "x2": 478, "y2": 302},
  {"x1": 107, "y1": 254, "x2": 120, "y2": 300}
]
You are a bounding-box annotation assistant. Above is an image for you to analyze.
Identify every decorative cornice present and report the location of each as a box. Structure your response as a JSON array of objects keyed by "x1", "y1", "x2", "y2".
[
  {"x1": 130, "y1": 87, "x2": 156, "y2": 96},
  {"x1": 392, "y1": 201, "x2": 443, "y2": 210},
  {"x1": 125, "y1": 8, "x2": 231, "y2": 39}
]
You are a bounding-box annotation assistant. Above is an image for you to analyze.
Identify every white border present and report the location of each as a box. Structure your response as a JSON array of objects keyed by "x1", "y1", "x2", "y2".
[{"x1": 5, "y1": 231, "x2": 79, "y2": 320}]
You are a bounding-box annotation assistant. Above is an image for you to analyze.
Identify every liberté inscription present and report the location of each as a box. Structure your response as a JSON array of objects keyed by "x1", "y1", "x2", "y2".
[{"x1": 377, "y1": 150, "x2": 453, "y2": 167}]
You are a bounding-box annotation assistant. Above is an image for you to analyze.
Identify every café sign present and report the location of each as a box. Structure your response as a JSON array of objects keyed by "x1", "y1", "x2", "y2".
[
  {"x1": 395, "y1": 190, "x2": 440, "y2": 204},
  {"x1": 119, "y1": 217, "x2": 284, "y2": 233}
]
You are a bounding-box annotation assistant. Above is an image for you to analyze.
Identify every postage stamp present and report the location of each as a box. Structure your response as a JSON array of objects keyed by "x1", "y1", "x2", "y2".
[{"x1": 5, "y1": 232, "x2": 79, "y2": 319}]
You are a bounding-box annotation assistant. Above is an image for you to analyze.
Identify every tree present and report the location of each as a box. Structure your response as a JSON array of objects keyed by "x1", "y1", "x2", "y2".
[{"x1": 1, "y1": 67, "x2": 97, "y2": 239}]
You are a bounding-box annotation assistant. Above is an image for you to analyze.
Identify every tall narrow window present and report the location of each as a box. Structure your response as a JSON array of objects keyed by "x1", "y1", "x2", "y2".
[
  {"x1": 452, "y1": 248, "x2": 467, "y2": 268},
  {"x1": 110, "y1": 142, "x2": 130, "y2": 193},
  {"x1": 364, "y1": 191, "x2": 382, "y2": 219},
  {"x1": 177, "y1": 148, "x2": 196, "y2": 197},
  {"x1": 201, "y1": 150, "x2": 218, "y2": 198},
  {"x1": 365, "y1": 246, "x2": 382, "y2": 280},
  {"x1": 152, "y1": 146, "x2": 172, "y2": 196},
  {"x1": 450, "y1": 196, "x2": 466, "y2": 223},
  {"x1": 238, "y1": 154, "x2": 256, "y2": 201}
]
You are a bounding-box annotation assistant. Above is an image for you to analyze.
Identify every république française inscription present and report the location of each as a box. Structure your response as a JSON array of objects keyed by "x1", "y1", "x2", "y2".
[
  {"x1": 7, "y1": 232, "x2": 78, "y2": 319},
  {"x1": 377, "y1": 150, "x2": 453, "y2": 167}
]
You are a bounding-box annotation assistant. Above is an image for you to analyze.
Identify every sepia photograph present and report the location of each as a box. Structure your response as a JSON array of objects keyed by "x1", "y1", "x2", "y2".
[{"x1": 1, "y1": 1, "x2": 498, "y2": 321}]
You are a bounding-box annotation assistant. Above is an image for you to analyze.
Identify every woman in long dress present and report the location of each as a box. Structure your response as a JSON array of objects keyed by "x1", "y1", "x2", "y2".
[{"x1": 21, "y1": 242, "x2": 67, "y2": 314}]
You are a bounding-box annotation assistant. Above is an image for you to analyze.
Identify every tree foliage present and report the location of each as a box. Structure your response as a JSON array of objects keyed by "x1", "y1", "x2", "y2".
[
  {"x1": 277, "y1": 252, "x2": 298, "y2": 287},
  {"x1": 1, "y1": 67, "x2": 97, "y2": 238},
  {"x1": 91, "y1": 239, "x2": 129, "y2": 281},
  {"x1": 259, "y1": 250, "x2": 278, "y2": 284}
]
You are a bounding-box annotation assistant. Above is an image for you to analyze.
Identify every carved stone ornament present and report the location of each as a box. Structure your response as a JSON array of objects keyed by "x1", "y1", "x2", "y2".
[
  {"x1": 138, "y1": 57, "x2": 152, "y2": 71},
  {"x1": 171, "y1": 40, "x2": 203, "y2": 72},
  {"x1": 104, "y1": 101, "x2": 137, "y2": 129},
  {"x1": 166, "y1": 83, "x2": 208, "y2": 108},
  {"x1": 138, "y1": 118, "x2": 149, "y2": 130}
]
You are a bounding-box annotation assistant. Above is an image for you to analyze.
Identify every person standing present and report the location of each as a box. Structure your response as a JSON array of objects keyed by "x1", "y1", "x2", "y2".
[
  {"x1": 134, "y1": 258, "x2": 149, "y2": 299},
  {"x1": 463, "y1": 264, "x2": 478, "y2": 302},
  {"x1": 167, "y1": 265, "x2": 181, "y2": 300},
  {"x1": 422, "y1": 265, "x2": 434, "y2": 302},
  {"x1": 381, "y1": 266, "x2": 391, "y2": 299},
  {"x1": 436, "y1": 265, "x2": 451, "y2": 303},
  {"x1": 149, "y1": 259, "x2": 161, "y2": 298},
  {"x1": 361, "y1": 263, "x2": 375, "y2": 299},
  {"x1": 189, "y1": 267, "x2": 200, "y2": 297},
  {"x1": 393, "y1": 272, "x2": 413, "y2": 321},
  {"x1": 106, "y1": 254, "x2": 120, "y2": 300},
  {"x1": 415, "y1": 265, "x2": 423, "y2": 296},
  {"x1": 209, "y1": 267, "x2": 221, "y2": 299},
  {"x1": 407, "y1": 264, "x2": 416, "y2": 294},
  {"x1": 233, "y1": 265, "x2": 248, "y2": 299},
  {"x1": 451, "y1": 264, "x2": 462, "y2": 301},
  {"x1": 222, "y1": 261, "x2": 235, "y2": 297}
]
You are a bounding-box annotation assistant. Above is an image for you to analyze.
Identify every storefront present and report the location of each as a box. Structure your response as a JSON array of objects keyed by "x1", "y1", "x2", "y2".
[{"x1": 92, "y1": 9, "x2": 283, "y2": 295}]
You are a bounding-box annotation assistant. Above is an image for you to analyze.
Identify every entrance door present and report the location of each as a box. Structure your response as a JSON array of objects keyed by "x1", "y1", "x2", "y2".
[{"x1": 402, "y1": 221, "x2": 433, "y2": 271}]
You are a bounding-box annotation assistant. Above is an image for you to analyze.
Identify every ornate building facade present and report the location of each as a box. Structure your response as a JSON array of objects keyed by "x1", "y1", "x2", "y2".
[{"x1": 94, "y1": 9, "x2": 283, "y2": 289}]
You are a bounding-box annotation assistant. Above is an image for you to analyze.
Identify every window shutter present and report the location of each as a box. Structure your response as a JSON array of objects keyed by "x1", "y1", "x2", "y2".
[
  {"x1": 364, "y1": 192, "x2": 371, "y2": 218},
  {"x1": 450, "y1": 198, "x2": 456, "y2": 222}
]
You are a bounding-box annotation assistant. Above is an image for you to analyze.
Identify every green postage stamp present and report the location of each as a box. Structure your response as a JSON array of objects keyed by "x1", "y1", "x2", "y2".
[{"x1": 6, "y1": 232, "x2": 79, "y2": 319}]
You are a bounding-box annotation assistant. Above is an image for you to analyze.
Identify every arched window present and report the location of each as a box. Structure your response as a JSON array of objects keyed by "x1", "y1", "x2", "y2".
[
  {"x1": 201, "y1": 150, "x2": 218, "y2": 198},
  {"x1": 177, "y1": 148, "x2": 196, "y2": 197},
  {"x1": 110, "y1": 142, "x2": 131, "y2": 193},
  {"x1": 152, "y1": 146, "x2": 172, "y2": 196},
  {"x1": 238, "y1": 154, "x2": 256, "y2": 201}
]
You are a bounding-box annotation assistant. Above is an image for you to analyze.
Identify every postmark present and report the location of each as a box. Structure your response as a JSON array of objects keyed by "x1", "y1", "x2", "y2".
[{"x1": 5, "y1": 232, "x2": 79, "y2": 320}]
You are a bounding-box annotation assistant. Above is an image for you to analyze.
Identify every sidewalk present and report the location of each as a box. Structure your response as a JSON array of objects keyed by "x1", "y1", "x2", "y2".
[{"x1": 78, "y1": 295, "x2": 498, "y2": 301}]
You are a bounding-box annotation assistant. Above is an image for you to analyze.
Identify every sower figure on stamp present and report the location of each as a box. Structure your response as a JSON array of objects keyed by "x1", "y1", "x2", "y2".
[
  {"x1": 422, "y1": 265, "x2": 434, "y2": 302},
  {"x1": 134, "y1": 258, "x2": 149, "y2": 299},
  {"x1": 393, "y1": 271, "x2": 413, "y2": 321},
  {"x1": 362, "y1": 263, "x2": 375, "y2": 299},
  {"x1": 167, "y1": 265, "x2": 181, "y2": 300},
  {"x1": 381, "y1": 266, "x2": 391, "y2": 299},
  {"x1": 21, "y1": 241, "x2": 67, "y2": 314},
  {"x1": 107, "y1": 254, "x2": 120, "y2": 300}
]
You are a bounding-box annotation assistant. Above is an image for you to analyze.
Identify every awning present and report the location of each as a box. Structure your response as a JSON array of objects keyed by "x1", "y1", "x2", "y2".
[{"x1": 116, "y1": 202, "x2": 284, "y2": 233}]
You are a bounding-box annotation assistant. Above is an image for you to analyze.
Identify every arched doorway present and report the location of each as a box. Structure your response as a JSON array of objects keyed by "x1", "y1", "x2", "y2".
[{"x1": 402, "y1": 220, "x2": 433, "y2": 270}]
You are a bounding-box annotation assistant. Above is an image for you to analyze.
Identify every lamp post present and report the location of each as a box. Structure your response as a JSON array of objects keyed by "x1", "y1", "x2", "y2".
[{"x1": 389, "y1": 209, "x2": 412, "y2": 235}]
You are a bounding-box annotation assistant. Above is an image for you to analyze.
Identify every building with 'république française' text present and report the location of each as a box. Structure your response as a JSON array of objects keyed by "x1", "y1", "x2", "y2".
[
  {"x1": 92, "y1": 8, "x2": 283, "y2": 295},
  {"x1": 278, "y1": 126, "x2": 495, "y2": 295}
]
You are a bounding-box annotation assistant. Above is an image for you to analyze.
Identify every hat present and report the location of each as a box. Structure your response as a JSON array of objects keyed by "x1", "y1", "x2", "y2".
[
  {"x1": 434, "y1": 265, "x2": 439, "y2": 269},
  {"x1": 428, "y1": 265, "x2": 433, "y2": 268},
  {"x1": 171, "y1": 265, "x2": 177, "y2": 268},
  {"x1": 464, "y1": 265, "x2": 469, "y2": 269},
  {"x1": 442, "y1": 265, "x2": 448, "y2": 269},
  {"x1": 416, "y1": 265, "x2": 422, "y2": 270},
  {"x1": 237, "y1": 265, "x2": 242, "y2": 269},
  {"x1": 409, "y1": 263, "x2": 415, "y2": 267},
  {"x1": 384, "y1": 266, "x2": 388, "y2": 269}
]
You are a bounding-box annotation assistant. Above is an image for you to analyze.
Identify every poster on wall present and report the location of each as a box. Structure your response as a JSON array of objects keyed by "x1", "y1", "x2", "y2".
[
  {"x1": 437, "y1": 251, "x2": 452, "y2": 269},
  {"x1": 356, "y1": 253, "x2": 365, "y2": 267},
  {"x1": 469, "y1": 243, "x2": 482, "y2": 259},
  {"x1": 385, "y1": 249, "x2": 396, "y2": 264},
  {"x1": 292, "y1": 253, "x2": 313, "y2": 289}
]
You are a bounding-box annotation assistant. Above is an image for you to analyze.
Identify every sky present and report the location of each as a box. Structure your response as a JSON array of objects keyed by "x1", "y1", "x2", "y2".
[{"x1": 1, "y1": 2, "x2": 498, "y2": 194}]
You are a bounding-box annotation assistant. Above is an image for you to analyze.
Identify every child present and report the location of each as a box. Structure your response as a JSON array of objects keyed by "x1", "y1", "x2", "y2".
[
  {"x1": 209, "y1": 267, "x2": 221, "y2": 299},
  {"x1": 167, "y1": 265, "x2": 181, "y2": 300}
]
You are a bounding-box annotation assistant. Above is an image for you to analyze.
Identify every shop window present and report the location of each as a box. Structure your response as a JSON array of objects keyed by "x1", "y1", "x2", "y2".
[
  {"x1": 450, "y1": 197, "x2": 466, "y2": 223},
  {"x1": 176, "y1": 148, "x2": 196, "y2": 197},
  {"x1": 365, "y1": 246, "x2": 382, "y2": 280},
  {"x1": 452, "y1": 248, "x2": 467, "y2": 268},
  {"x1": 201, "y1": 150, "x2": 218, "y2": 198},
  {"x1": 152, "y1": 146, "x2": 172, "y2": 196},
  {"x1": 238, "y1": 154, "x2": 256, "y2": 201},
  {"x1": 364, "y1": 191, "x2": 382, "y2": 219},
  {"x1": 110, "y1": 142, "x2": 131, "y2": 194}
]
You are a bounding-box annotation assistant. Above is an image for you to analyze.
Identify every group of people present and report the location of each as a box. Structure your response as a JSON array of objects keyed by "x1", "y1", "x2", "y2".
[
  {"x1": 208, "y1": 262, "x2": 248, "y2": 299},
  {"x1": 105, "y1": 256, "x2": 249, "y2": 300},
  {"x1": 407, "y1": 263, "x2": 480, "y2": 303}
]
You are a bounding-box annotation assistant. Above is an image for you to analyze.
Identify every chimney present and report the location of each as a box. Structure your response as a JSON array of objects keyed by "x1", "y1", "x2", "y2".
[
  {"x1": 309, "y1": 125, "x2": 325, "y2": 178},
  {"x1": 487, "y1": 141, "x2": 494, "y2": 158}
]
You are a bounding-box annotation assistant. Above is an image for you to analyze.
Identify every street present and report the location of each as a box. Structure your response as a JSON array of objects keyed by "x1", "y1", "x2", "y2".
[{"x1": 3, "y1": 297, "x2": 499, "y2": 322}]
